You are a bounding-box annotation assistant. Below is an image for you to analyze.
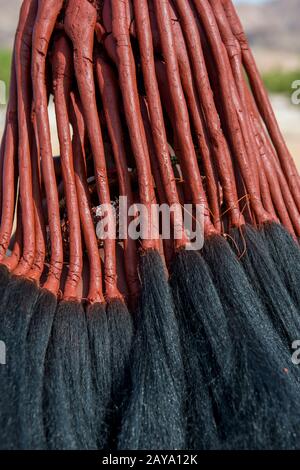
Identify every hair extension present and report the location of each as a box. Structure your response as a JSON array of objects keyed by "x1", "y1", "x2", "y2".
[
  {"x1": 21, "y1": 288, "x2": 56, "y2": 449},
  {"x1": 85, "y1": 302, "x2": 111, "y2": 449},
  {"x1": 202, "y1": 234, "x2": 300, "y2": 449},
  {"x1": 166, "y1": 2, "x2": 300, "y2": 447},
  {"x1": 106, "y1": 298, "x2": 133, "y2": 448},
  {"x1": 133, "y1": 0, "x2": 188, "y2": 249},
  {"x1": 70, "y1": 91, "x2": 112, "y2": 449},
  {"x1": 192, "y1": 0, "x2": 270, "y2": 224},
  {"x1": 172, "y1": 0, "x2": 243, "y2": 229},
  {"x1": 66, "y1": 13, "x2": 132, "y2": 446},
  {"x1": 118, "y1": 250, "x2": 186, "y2": 450},
  {"x1": 64, "y1": 0, "x2": 119, "y2": 300},
  {"x1": 0, "y1": 57, "x2": 18, "y2": 262},
  {"x1": 44, "y1": 34, "x2": 96, "y2": 450},
  {"x1": 209, "y1": 0, "x2": 261, "y2": 194},
  {"x1": 0, "y1": 1, "x2": 41, "y2": 449},
  {"x1": 212, "y1": 0, "x2": 293, "y2": 233},
  {"x1": 254, "y1": 128, "x2": 297, "y2": 235},
  {"x1": 0, "y1": 275, "x2": 39, "y2": 449},
  {"x1": 111, "y1": 0, "x2": 186, "y2": 449},
  {"x1": 2, "y1": 0, "x2": 300, "y2": 452},
  {"x1": 17, "y1": 111, "x2": 55, "y2": 449},
  {"x1": 94, "y1": 56, "x2": 135, "y2": 447},
  {"x1": 27, "y1": 122, "x2": 46, "y2": 281},
  {"x1": 154, "y1": 0, "x2": 214, "y2": 232},
  {"x1": 2, "y1": 203, "x2": 23, "y2": 272},
  {"x1": 95, "y1": 53, "x2": 139, "y2": 300},
  {"x1": 32, "y1": 0, "x2": 64, "y2": 295},
  {"x1": 0, "y1": 265, "x2": 10, "y2": 300},
  {"x1": 222, "y1": 0, "x2": 300, "y2": 210},
  {"x1": 52, "y1": 35, "x2": 82, "y2": 303},
  {"x1": 229, "y1": 225, "x2": 300, "y2": 352},
  {"x1": 244, "y1": 92, "x2": 289, "y2": 227},
  {"x1": 0, "y1": 129, "x2": 5, "y2": 222},
  {"x1": 139, "y1": 96, "x2": 175, "y2": 267},
  {"x1": 5, "y1": 0, "x2": 55, "y2": 449},
  {"x1": 244, "y1": 83, "x2": 300, "y2": 237},
  {"x1": 13, "y1": 0, "x2": 37, "y2": 277},
  {"x1": 153, "y1": 60, "x2": 195, "y2": 206},
  {"x1": 170, "y1": 249, "x2": 233, "y2": 449},
  {"x1": 134, "y1": 7, "x2": 221, "y2": 446},
  {"x1": 152, "y1": 0, "x2": 241, "y2": 449},
  {"x1": 45, "y1": 307, "x2": 98, "y2": 451},
  {"x1": 44, "y1": 300, "x2": 97, "y2": 450},
  {"x1": 262, "y1": 222, "x2": 300, "y2": 311},
  {"x1": 167, "y1": 7, "x2": 221, "y2": 231},
  {"x1": 70, "y1": 91, "x2": 104, "y2": 305}
]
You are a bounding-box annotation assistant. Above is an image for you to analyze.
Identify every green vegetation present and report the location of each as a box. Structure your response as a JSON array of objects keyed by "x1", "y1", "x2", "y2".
[
  {"x1": 262, "y1": 69, "x2": 300, "y2": 95},
  {"x1": 0, "y1": 49, "x2": 12, "y2": 99}
]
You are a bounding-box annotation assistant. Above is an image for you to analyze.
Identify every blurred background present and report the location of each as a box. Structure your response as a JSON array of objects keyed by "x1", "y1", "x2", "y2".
[{"x1": 0, "y1": 0, "x2": 299, "y2": 166}]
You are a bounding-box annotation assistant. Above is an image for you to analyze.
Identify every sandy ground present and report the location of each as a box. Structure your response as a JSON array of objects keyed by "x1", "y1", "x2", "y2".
[{"x1": 0, "y1": 93, "x2": 299, "y2": 169}]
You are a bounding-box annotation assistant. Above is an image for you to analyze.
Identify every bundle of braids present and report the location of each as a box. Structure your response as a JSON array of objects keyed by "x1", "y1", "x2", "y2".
[{"x1": 0, "y1": 0, "x2": 300, "y2": 451}]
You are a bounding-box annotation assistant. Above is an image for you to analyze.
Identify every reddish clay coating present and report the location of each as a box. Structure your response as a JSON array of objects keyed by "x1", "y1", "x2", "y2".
[
  {"x1": 210, "y1": 0, "x2": 276, "y2": 222},
  {"x1": 133, "y1": 0, "x2": 189, "y2": 247},
  {"x1": 246, "y1": 86, "x2": 300, "y2": 232},
  {"x1": 153, "y1": 0, "x2": 215, "y2": 236},
  {"x1": 2, "y1": 204, "x2": 22, "y2": 271},
  {"x1": 144, "y1": 1, "x2": 161, "y2": 52},
  {"x1": 102, "y1": 0, "x2": 132, "y2": 34},
  {"x1": 111, "y1": 0, "x2": 160, "y2": 250},
  {"x1": 13, "y1": 0, "x2": 37, "y2": 276},
  {"x1": 0, "y1": 128, "x2": 6, "y2": 221},
  {"x1": 167, "y1": 4, "x2": 222, "y2": 231},
  {"x1": 102, "y1": 0, "x2": 113, "y2": 32},
  {"x1": 222, "y1": 0, "x2": 300, "y2": 208},
  {"x1": 52, "y1": 35, "x2": 83, "y2": 301},
  {"x1": 192, "y1": 0, "x2": 270, "y2": 225},
  {"x1": 172, "y1": 32, "x2": 222, "y2": 231},
  {"x1": 140, "y1": 96, "x2": 174, "y2": 268},
  {"x1": 234, "y1": 165, "x2": 255, "y2": 226},
  {"x1": 28, "y1": 116, "x2": 46, "y2": 282},
  {"x1": 64, "y1": 0, "x2": 121, "y2": 300},
  {"x1": 70, "y1": 91, "x2": 105, "y2": 304},
  {"x1": 259, "y1": 152, "x2": 295, "y2": 236},
  {"x1": 32, "y1": 0, "x2": 64, "y2": 294},
  {"x1": 201, "y1": 36, "x2": 274, "y2": 226},
  {"x1": 257, "y1": 143, "x2": 296, "y2": 235},
  {"x1": 0, "y1": 59, "x2": 18, "y2": 262},
  {"x1": 253, "y1": 137, "x2": 277, "y2": 220},
  {"x1": 265, "y1": 154, "x2": 300, "y2": 236},
  {"x1": 243, "y1": 81, "x2": 299, "y2": 227},
  {"x1": 250, "y1": 119, "x2": 295, "y2": 234},
  {"x1": 102, "y1": 1, "x2": 118, "y2": 62},
  {"x1": 245, "y1": 88, "x2": 300, "y2": 236},
  {"x1": 95, "y1": 54, "x2": 140, "y2": 299},
  {"x1": 234, "y1": 82, "x2": 275, "y2": 220},
  {"x1": 243, "y1": 87, "x2": 296, "y2": 233},
  {"x1": 154, "y1": 59, "x2": 194, "y2": 207},
  {"x1": 209, "y1": 0, "x2": 260, "y2": 195}
]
